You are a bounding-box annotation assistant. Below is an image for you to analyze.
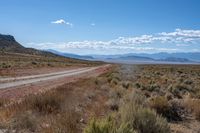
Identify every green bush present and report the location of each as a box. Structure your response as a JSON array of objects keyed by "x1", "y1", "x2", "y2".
[
  {"x1": 84, "y1": 117, "x2": 116, "y2": 133},
  {"x1": 121, "y1": 103, "x2": 170, "y2": 133},
  {"x1": 85, "y1": 102, "x2": 170, "y2": 133},
  {"x1": 149, "y1": 96, "x2": 181, "y2": 121}
]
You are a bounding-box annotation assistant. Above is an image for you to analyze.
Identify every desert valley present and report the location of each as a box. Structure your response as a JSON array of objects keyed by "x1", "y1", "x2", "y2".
[{"x1": 1, "y1": 1, "x2": 200, "y2": 133}]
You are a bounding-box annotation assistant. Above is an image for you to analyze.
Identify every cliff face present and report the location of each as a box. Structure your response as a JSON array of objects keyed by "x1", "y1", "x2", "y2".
[
  {"x1": 0, "y1": 34, "x2": 58, "y2": 57},
  {"x1": 0, "y1": 34, "x2": 24, "y2": 52},
  {"x1": 0, "y1": 34, "x2": 16, "y2": 42}
]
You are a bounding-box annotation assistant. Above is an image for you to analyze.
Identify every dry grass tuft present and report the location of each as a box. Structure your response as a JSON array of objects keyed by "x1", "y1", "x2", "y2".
[{"x1": 185, "y1": 98, "x2": 200, "y2": 121}]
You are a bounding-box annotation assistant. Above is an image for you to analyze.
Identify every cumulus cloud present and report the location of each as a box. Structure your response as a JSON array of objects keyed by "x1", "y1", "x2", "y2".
[
  {"x1": 160, "y1": 29, "x2": 200, "y2": 38},
  {"x1": 51, "y1": 19, "x2": 73, "y2": 27},
  {"x1": 27, "y1": 29, "x2": 200, "y2": 54},
  {"x1": 159, "y1": 29, "x2": 200, "y2": 43},
  {"x1": 27, "y1": 42, "x2": 178, "y2": 54}
]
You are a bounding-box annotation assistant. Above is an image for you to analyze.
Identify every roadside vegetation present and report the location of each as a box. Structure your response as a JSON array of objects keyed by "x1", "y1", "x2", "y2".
[
  {"x1": 0, "y1": 52, "x2": 102, "y2": 76},
  {"x1": 0, "y1": 64, "x2": 200, "y2": 132}
]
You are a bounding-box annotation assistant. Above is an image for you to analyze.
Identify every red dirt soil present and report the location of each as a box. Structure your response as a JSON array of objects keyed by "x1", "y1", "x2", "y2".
[
  {"x1": 0, "y1": 66, "x2": 82, "y2": 77},
  {"x1": 0, "y1": 65, "x2": 111, "y2": 101}
]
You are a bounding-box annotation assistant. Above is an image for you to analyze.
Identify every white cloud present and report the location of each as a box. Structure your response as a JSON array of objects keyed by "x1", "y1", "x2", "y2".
[
  {"x1": 51, "y1": 19, "x2": 73, "y2": 27},
  {"x1": 26, "y1": 29, "x2": 200, "y2": 54},
  {"x1": 91, "y1": 23, "x2": 96, "y2": 26},
  {"x1": 159, "y1": 29, "x2": 200, "y2": 43},
  {"x1": 160, "y1": 29, "x2": 200, "y2": 38},
  {"x1": 27, "y1": 42, "x2": 178, "y2": 54},
  {"x1": 114, "y1": 35, "x2": 154, "y2": 45}
]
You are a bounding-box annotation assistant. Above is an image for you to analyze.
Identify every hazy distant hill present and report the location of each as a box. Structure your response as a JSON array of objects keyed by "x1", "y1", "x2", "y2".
[
  {"x1": 117, "y1": 55, "x2": 155, "y2": 61},
  {"x1": 46, "y1": 49, "x2": 94, "y2": 60},
  {"x1": 132, "y1": 52, "x2": 200, "y2": 62},
  {"x1": 43, "y1": 49, "x2": 198, "y2": 64},
  {"x1": 159, "y1": 57, "x2": 191, "y2": 62},
  {"x1": 89, "y1": 52, "x2": 200, "y2": 63}
]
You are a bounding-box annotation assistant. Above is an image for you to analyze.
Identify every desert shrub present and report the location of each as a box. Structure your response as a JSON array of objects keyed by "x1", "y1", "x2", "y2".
[
  {"x1": 87, "y1": 91, "x2": 96, "y2": 100},
  {"x1": 12, "y1": 112, "x2": 37, "y2": 132},
  {"x1": 117, "y1": 123, "x2": 136, "y2": 133},
  {"x1": 126, "y1": 91, "x2": 146, "y2": 106},
  {"x1": 107, "y1": 88, "x2": 124, "y2": 111},
  {"x1": 168, "y1": 84, "x2": 190, "y2": 98},
  {"x1": 134, "y1": 82, "x2": 141, "y2": 89},
  {"x1": 176, "y1": 84, "x2": 192, "y2": 92},
  {"x1": 109, "y1": 87, "x2": 124, "y2": 99},
  {"x1": 121, "y1": 103, "x2": 170, "y2": 133},
  {"x1": 85, "y1": 93, "x2": 169, "y2": 133},
  {"x1": 0, "y1": 98, "x2": 9, "y2": 108},
  {"x1": 1, "y1": 62, "x2": 11, "y2": 68},
  {"x1": 107, "y1": 76, "x2": 113, "y2": 83},
  {"x1": 107, "y1": 72, "x2": 121, "y2": 85},
  {"x1": 28, "y1": 92, "x2": 63, "y2": 114},
  {"x1": 43, "y1": 110, "x2": 80, "y2": 133},
  {"x1": 94, "y1": 78, "x2": 99, "y2": 85},
  {"x1": 185, "y1": 99, "x2": 200, "y2": 121},
  {"x1": 97, "y1": 77, "x2": 108, "y2": 86},
  {"x1": 84, "y1": 117, "x2": 116, "y2": 133},
  {"x1": 194, "y1": 105, "x2": 200, "y2": 121},
  {"x1": 100, "y1": 84, "x2": 110, "y2": 92},
  {"x1": 110, "y1": 78, "x2": 119, "y2": 86},
  {"x1": 194, "y1": 91, "x2": 200, "y2": 99},
  {"x1": 47, "y1": 63, "x2": 53, "y2": 67},
  {"x1": 146, "y1": 84, "x2": 160, "y2": 92},
  {"x1": 122, "y1": 81, "x2": 131, "y2": 89},
  {"x1": 106, "y1": 98, "x2": 119, "y2": 111},
  {"x1": 148, "y1": 96, "x2": 181, "y2": 121},
  {"x1": 177, "y1": 70, "x2": 183, "y2": 74},
  {"x1": 165, "y1": 92, "x2": 174, "y2": 100},
  {"x1": 31, "y1": 61, "x2": 37, "y2": 65},
  {"x1": 184, "y1": 79, "x2": 193, "y2": 85},
  {"x1": 149, "y1": 96, "x2": 170, "y2": 115},
  {"x1": 168, "y1": 85, "x2": 177, "y2": 96},
  {"x1": 168, "y1": 100, "x2": 183, "y2": 121}
]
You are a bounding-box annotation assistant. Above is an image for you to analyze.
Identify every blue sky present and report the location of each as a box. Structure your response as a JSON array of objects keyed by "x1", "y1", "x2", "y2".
[{"x1": 1, "y1": 0, "x2": 200, "y2": 55}]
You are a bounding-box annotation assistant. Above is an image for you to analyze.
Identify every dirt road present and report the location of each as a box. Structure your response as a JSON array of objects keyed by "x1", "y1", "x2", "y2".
[{"x1": 0, "y1": 66, "x2": 106, "y2": 89}]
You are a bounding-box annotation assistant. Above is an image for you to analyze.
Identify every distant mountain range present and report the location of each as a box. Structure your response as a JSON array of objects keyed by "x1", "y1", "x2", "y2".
[
  {"x1": 46, "y1": 49, "x2": 94, "y2": 60},
  {"x1": 129, "y1": 52, "x2": 200, "y2": 62},
  {"x1": 1, "y1": 33, "x2": 199, "y2": 64},
  {"x1": 46, "y1": 49, "x2": 200, "y2": 64}
]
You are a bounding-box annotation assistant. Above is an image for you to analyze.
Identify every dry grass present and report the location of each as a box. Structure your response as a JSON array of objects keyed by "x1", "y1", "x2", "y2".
[
  {"x1": 0, "y1": 67, "x2": 112, "y2": 132},
  {"x1": 27, "y1": 92, "x2": 64, "y2": 114},
  {"x1": 103, "y1": 64, "x2": 200, "y2": 132},
  {"x1": 85, "y1": 92, "x2": 170, "y2": 133},
  {"x1": 148, "y1": 96, "x2": 181, "y2": 121},
  {"x1": 185, "y1": 98, "x2": 200, "y2": 121},
  {"x1": 0, "y1": 98, "x2": 10, "y2": 108},
  {"x1": 0, "y1": 52, "x2": 102, "y2": 76},
  {"x1": 1, "y1": 64, "x2": 200, "y2": 132},
  {"x1": 42, "y1": 110, "x2": 80, "y2": 133}
]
